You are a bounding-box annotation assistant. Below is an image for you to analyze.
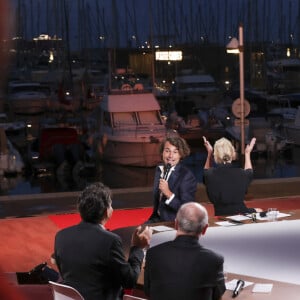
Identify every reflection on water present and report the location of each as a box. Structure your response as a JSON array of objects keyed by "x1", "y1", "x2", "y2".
[
  {"x1": 2, "y1": 145, "x2": 300, "y2": 196},
  {"x1": 0, "y1": 161, "x2": 155, "y2": 196},
  {"x1": 3, "y1": 100, "x2": 300, "y2": 196},
  {"x1": 253, "y1": 157, "x2": 300, "y2": 178},
  {"x1": 101, "y1": 163, "x2": 155, "y2": 188},
  {"x1": 251, "y1": 145, "x2": 300, "y2": 179}
]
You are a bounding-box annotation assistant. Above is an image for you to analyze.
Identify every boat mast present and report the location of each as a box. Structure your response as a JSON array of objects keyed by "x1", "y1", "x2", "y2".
[
  {"x1": 111, "y1": 0, "x2": 120, "y2": 49},
  {"x1": 62, "y1": 0, "x2": 73, "y2": 94},
  {"x1": 149, "y1": 0, "x2": 155, "y2": 87},
  {"x1": 132, "y1": 0, "x2": 140, "y2": 49}
]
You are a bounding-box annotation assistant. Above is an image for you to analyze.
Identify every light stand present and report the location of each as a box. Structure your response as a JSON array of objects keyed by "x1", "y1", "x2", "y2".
[{"x1": 227, "y1": 24, "x2": 245, "y2": 154}]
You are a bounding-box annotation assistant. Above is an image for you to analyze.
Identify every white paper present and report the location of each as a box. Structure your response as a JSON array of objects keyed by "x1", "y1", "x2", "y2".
[
  {"x1": 227, "y1": 215, "x2": 250, "y2": 221},
  {"x1": 151, "y1": 225, "x2": 175, "y2": 232},
  {"x1": 226, "y1": 279, "x2": 253, "y2": 290},
  {"x1": 215, "y1": 221, "x2": 240, "y2": 227},
  {"x1": 252, "y1": 283, "x2": 273, "y2": 293}
]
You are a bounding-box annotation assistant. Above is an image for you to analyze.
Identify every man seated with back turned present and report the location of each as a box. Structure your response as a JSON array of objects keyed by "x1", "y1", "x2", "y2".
[
  {"x1": 53, "y1": 182, "x2": 152, "y2": 300},
  {"x1": 144, "y1": 202, "x2": 226, "y2": 300}
]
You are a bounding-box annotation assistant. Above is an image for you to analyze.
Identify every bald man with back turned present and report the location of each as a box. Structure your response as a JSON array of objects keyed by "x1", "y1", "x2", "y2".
[{"x1": 144, "y1": 202, "x2": 226, "y2": 300}]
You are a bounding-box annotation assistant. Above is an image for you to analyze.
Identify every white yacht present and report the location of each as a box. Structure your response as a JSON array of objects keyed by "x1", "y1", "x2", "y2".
[
  {"x1": 282, "y1": 106, "x2": 300, "y2": 145},
  {"x1": 89, "y1": 83, "x2": 167, "y2": 167},
  {"x1": 6, "y1": 81, "x2": 50, "y2": 115},
  {"x1": 0, "y1": 128, "x2": 24, "y2": 176},
  {"x1": 173, "y1": 69, "x2": 222, "y2": 110}
]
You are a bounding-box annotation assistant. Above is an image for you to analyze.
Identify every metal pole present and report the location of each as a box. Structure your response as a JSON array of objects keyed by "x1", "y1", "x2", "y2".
[{"x1": 239, "y1": 24, "x2": 245, "y2": 155}]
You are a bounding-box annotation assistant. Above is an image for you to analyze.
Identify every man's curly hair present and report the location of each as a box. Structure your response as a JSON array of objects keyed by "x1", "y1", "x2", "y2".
[{"x1": 77, "y1": 182, "x2": 112, "y2": 223}]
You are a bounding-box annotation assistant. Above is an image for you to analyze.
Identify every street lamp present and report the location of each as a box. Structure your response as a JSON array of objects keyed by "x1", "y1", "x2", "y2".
[{"x1": 227, "y1": 24, "x2": 246, "y2": 155}]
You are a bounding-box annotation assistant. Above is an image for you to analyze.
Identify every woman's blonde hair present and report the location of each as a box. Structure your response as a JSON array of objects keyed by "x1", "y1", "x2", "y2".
[{"x1": 213, "y1": 137, "x2": 236, "y2": 164}]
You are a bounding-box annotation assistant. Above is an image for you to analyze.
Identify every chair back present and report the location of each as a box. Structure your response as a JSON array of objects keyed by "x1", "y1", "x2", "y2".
[
  {"x1": 49, "y1": 281, "x2": 85, "y2": 300},
  {"x1": 123, "y1": 295, "x2": 147, "y2": 300}
]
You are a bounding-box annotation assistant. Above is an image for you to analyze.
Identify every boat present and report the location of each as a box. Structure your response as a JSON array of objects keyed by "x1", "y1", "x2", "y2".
[
  {"x1": 29, "y1": 126, "x2": 90, "y2": 176},
  {"x1": 267, "y1": 95, "x2": 297, "y2": 120},
  {"x1": 83, "y1": 82, "x2": 106, "y2": 111},
  {"x1": 266, "y1": 58, "x2": 300, "y2": 93},
  {"x1": 173, "y1": 69, "x2": 222, "y2": 114},
  {"x1": 282, "y1": 106, "x2": 300, "y2": 145},
  {"x1": 0, "y1": 113, "x2": 27, "y2": 148},
  {"x1": 266, "y1": 95, "x2": 298, "y2": 129},
  {"x1": 39, "y1": 115, "x2": 88, "y2": 137},
  {"x1": 0, "y1": 127, "x2": 25, "y2": 176},
  {"x1": 0, "y1": 113, "x2": 27, "y2": 135},
  {"x1": 168, "y1": 68, "x2": 225, "y2": 148},
  {"x1": 165, "y1": 107, "x2": 230, "y2": 152},
  {"x1": 224, "y1": 116, "x2": 288, "y2": 156},
  {"x1": 88, "y1": 83, "x2": 167, "y2": 167},
  {"x1": 6, "y1": 81, "x2": 51, "y2": 115}
]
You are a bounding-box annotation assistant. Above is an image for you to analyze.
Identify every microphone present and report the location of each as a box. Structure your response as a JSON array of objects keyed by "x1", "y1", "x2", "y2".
[
  {"x1": 159, "y1": 164, "x2": 171, "y2": 202},
  {"x1": 163, "y1": 163, "x2": 171, "y2": 180},
  {"x1": 232, "y1": 279, "x2": 245, "y2": 298}
]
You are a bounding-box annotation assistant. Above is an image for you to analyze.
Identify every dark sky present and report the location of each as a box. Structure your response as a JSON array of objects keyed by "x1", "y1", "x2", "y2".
[{"x1": 10, "y1": 0, "x2": 300, "y2": 50}]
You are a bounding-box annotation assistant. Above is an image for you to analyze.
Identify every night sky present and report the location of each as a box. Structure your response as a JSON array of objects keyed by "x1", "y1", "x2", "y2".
[{"x1": 9, "y1": 0, "x2": 300, "y2": 50}]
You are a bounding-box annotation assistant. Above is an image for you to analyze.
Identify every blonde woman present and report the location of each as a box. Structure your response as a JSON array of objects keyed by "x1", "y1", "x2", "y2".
[{"x1": 203, "y1": 136, "x2": 262, "y2": 216}]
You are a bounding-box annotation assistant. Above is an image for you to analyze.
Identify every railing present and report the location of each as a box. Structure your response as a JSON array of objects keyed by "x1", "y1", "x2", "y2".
[{"x1": 109, "y1": 123, "x2": 166, "y2": 138}]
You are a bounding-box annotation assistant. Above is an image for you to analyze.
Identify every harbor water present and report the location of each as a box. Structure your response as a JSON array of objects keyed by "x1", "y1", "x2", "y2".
[
  {"x1": 2, "y1": 143, "x2": 300, "y2": 196},
  {"x1": 1, "y1": 99, "x2": 300, "y2": 196}
]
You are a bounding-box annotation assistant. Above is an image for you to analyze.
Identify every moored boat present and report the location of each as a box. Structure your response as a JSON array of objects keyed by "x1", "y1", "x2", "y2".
[
  {"x1": 6, "y1": 81, "x2": 51, "y2": 115},
  {"x1": 0, "y1": 113, "x2": 27, "y2": 148},
  {"x1": 89, "y1": 86, "x2": 167, "y2": 167},
  {"x1": 173, "y1": 69, "x2": 222, "y2": 113},
  {"x1": 282, "y1": 106, "x2": 300, "y2": 145},
  {"x1": 0, "y1": 113, "x2": 26, "y2": 135},
  {"x1": 83, "y1": 82, "x2": 106, "y2": 111},
  {"x1": 0, "y1": 128, "x2": 25, "y2": 176}
]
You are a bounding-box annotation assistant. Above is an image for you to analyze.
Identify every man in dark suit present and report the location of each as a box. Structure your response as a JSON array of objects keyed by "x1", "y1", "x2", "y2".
[
  {"x1": 53, "y1": 182, "x2": 152, "y2": 300},
  {"x1": 146, "y1": 136, "x2": 197, "y2": 222},
  {"x1": 144, "y1": 202, "x2": 226, "y2": 300}
]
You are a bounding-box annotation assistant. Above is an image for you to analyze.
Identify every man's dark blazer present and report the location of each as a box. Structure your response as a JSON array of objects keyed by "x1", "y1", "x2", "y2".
[
  {"x1": 148, "y1": 162, "x2": 197, "y2": 222},
  {"x1": 54, "y1": 221, "x2": 144, "y2": 300},
  {"x1": 144, "y1": 235, "x2": 226, "y2": 300}
]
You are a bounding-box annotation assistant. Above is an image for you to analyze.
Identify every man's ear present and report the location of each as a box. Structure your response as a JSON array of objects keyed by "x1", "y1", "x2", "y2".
[
  {"x1": 201, "y1": 224, "x2": 208, "y2": 236},
  {"x1": 103, "y1": 208, "x2": 110, "y2": 221},
  {"x1": 106, "y1": 205, "x2": 113, "y2": 220}
]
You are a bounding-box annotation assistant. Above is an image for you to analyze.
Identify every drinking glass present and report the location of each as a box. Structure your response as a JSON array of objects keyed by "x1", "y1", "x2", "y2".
[{"x1": 267, "y1": 208, "x2": 278, "y2": 221}]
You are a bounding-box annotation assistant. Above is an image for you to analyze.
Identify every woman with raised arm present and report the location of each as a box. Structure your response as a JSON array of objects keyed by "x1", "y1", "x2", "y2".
[{"x1": 203, "y1": 136, "x2": 262, "y2": 216}]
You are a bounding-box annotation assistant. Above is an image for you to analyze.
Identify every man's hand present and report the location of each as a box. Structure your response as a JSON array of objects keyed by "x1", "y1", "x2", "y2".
[
  {"x1": 159, "y1": 179, "x2": 172, "y2": 198},
  {"x1": 131, "y1": 226, "x2": 153, "y2": 249}
]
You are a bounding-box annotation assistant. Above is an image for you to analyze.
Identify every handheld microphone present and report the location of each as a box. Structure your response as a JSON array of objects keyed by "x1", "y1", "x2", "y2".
[
  {"x1": 232, "y1": 279, "x2": 245, "y2": 298},
  {"x1": 163, "y1": 163, "x2": 171, "y2": 180}
]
